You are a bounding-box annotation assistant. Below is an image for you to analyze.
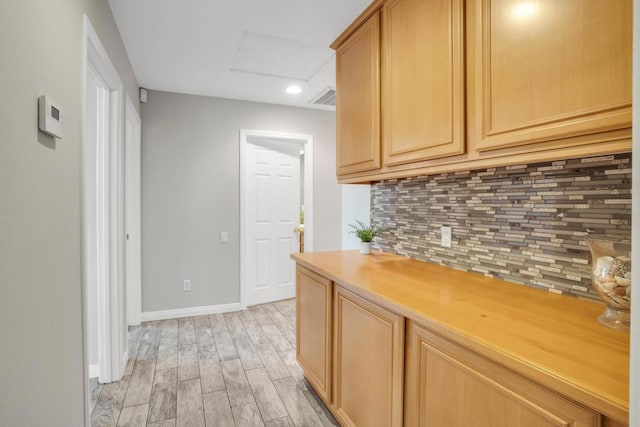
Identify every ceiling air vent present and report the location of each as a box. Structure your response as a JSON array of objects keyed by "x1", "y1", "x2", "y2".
[{"x1": 309, "y1": 87, "x2": 336, "y2": 106}]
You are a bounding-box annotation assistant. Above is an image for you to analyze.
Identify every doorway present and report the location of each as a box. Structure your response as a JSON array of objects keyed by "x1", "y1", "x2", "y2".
[
  {"x1": 240, "y1": 130, "x2": 314, "y2": 307},
  {"x1": 124, "y1": 96, "x2": 142, "y2": 327},
  {"x1": 82, "y1": 14, "x2": 127, "y2": 399}
]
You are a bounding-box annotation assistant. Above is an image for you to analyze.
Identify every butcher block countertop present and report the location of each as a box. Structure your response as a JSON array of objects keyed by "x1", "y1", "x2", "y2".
[{"x1": 291, "y1": 250, "x2": 630, "y2": 423}]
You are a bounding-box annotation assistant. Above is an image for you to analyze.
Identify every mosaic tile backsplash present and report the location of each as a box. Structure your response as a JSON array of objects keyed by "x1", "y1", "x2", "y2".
[{"x1": 370, "y1": 154, "x2": 632, "y2": 301}]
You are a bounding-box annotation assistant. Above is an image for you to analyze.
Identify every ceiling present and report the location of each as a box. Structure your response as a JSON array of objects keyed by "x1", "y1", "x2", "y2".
[{"x1": 108, "y1": 0, "x2": 371, "y2": 110}]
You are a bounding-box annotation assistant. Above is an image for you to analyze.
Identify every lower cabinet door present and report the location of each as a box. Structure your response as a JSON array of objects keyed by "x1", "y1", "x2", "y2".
[
  {"x1": 296, "y1": 266, "x2": 332, "y2": 403},
  {"x1": 404, "y1": 321, "x2": 600, "y2": 427},
  {"x1": 333, "y1": 286, "x2": 404, "y2": 427}
]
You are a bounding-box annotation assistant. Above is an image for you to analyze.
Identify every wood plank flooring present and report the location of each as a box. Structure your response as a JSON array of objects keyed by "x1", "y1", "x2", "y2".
[{"x1": 90, "y1": 299, "x2": 338, "y2": 427}]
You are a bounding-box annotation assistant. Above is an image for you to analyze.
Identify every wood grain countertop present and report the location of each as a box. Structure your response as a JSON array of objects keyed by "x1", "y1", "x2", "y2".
[{"x1": 291, "y1": 250, "x2": 630, "y2": 423}]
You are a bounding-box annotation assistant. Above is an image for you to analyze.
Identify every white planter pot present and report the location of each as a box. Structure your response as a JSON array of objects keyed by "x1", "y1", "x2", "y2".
[{"x1": 360, "y1": 242, "x2": 371, "y2": 254}]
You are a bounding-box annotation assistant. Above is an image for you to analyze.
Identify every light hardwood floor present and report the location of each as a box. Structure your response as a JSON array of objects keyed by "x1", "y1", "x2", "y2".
[{"x1": 90, "y1": 299, "x2": 338, "y2": 427}]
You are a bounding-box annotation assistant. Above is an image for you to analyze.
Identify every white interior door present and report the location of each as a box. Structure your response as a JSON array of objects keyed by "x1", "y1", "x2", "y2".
[{"x1": 244, "y1": 138, "x2": 301, "y2": 306}]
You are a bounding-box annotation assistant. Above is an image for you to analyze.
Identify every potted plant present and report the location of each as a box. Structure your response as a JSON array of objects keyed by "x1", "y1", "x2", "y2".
[{"x1": 349, "y1": 220, "x2": 383, "y2": 254}]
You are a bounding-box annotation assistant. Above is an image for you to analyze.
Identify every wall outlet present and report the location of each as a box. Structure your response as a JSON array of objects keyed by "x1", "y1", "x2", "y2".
[
  {"x1": 220, "y1": 231, "x2": 229, "y2": 243},
  {"x1": 441, "y1": 226, "x2": 452, "y2": 248},
  {"x1": 183, "y1": 279, "x2": 191, "y2": 292}
]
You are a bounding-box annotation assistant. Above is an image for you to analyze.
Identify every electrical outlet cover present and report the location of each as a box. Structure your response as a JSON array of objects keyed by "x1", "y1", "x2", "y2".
[{"x1": 441, "y1": 226, "x2": 452, "y2": 248}]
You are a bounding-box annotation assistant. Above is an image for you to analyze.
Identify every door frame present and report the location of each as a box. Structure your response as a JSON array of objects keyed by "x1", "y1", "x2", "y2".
[
  {"x1": 239, "y1": 129, "x2": 314, "y2": 308},
  {"x1": 81, "y1": 15, "x2": 126, "y2": 417},
  {"x1": 124, "y1": 95, "x2": 142, "y2": 327}
]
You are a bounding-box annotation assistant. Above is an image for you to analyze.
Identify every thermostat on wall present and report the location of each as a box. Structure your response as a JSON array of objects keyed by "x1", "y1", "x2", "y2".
[{"x1": 38, "y1": 95, "x2": 63, "y2": 139}]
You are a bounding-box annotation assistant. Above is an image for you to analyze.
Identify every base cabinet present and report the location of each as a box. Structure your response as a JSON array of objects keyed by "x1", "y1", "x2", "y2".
[
  {"x1": 296, "y1": 266, "x2": 332, "y2": 402},
  {"x1": 404, "y1": 321, "x2": 601, "y2": 427},
  {"x1": 294, "y1": 264, "x2": 628, "y2": 427},
  {"x1": 333, "y1": 286, "x2": 404, "y2": 427}
]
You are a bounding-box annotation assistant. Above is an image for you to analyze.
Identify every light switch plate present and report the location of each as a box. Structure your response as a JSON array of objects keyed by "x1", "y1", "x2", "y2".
[
  {"x1": 220, "y1": 231, "x2": 229, "y2": 243},
  {"x1": 183, "y1": 279, "x2": 191, "y2": 291}
]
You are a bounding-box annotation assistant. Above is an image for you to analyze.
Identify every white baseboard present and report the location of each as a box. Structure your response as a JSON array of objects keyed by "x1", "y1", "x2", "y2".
[
  {"x1": 89, "y1": 364, "x2": 100, "y2": 379},
  {"x1": 141, "y1": 302, "x2": 245, "y2": 322},
  {"x1": 120, "y1": 351, "x2": 129, "y2": 377},
  {"x1": 88, "y1": 351, "x2": 128, "y2": 382}
]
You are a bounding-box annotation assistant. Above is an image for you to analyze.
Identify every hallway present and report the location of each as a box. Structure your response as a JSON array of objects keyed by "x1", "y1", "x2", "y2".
[{"x1": 90, "y1": 299, "x2": 337, "y2": 426}]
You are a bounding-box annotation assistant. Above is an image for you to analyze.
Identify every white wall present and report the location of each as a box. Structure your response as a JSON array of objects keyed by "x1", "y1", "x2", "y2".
[
  {"x1": 0, "y1": 0, "x2": 138, "y2": 425},
  {"x1": 141, "y1": 90, "x2": 341, "y2": 313},
  {"x1": 630, "y1": 1, "x2": 639, "y2": 425},
  {"x1": 341, "y1": 185, "x2": 372, "y2": 250}
]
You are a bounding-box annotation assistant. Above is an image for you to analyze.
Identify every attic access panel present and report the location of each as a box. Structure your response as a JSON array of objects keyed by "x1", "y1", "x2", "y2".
[{"x1": 232, "y1": 30, "x2": 332, "y2": 81}]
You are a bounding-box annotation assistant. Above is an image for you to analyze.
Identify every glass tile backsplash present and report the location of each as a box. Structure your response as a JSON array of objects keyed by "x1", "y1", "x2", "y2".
[{"x1": 371, "y1": 154, "x2": 632, "y2": 301}]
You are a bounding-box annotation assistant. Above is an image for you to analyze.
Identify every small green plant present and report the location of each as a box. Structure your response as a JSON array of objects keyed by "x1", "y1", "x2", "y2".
[{"x1": 348, "y1": 220, "x2": 383, "y2": 243}]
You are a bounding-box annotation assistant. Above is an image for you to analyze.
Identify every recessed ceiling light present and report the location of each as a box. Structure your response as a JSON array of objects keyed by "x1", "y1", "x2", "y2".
[
  {"x1": 512, "y1": 1, "x2": 539, "y2": 19},
  {"x1": 286, "y1": 85, "x2": 302, "y2": 95}
]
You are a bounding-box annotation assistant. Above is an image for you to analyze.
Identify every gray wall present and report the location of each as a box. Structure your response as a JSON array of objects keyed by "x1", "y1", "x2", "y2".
[
  {"x1": 0, "y1": 0, "x2": 138, "y2": 425},
  {"x1": 141, "y1": 91, "x2": 341, "y2": 312},
  {"x1": 342, "y1": 185, "x2": 371, "y2": 250}
]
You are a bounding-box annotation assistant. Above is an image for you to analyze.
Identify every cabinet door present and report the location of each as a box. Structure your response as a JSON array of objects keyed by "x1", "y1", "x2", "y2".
[
  {"x1": 296, "y1": 266, "x2": 332, "y2": 403},
  {"x1": 383, "y1": 0, "x2": 465, "y2": 166},
  {"x1": 333, "y1": 286, "x2": 404, "y2": 427},
  {"x1": 604, "y1": 419, "x2": 629, "y2": 427},
  {"x1": 336, "y1": 11, "x2": 381, "y2": 176},
  {"x1": 405, "y1": 321, "x2": 600, "y2": 427},
  {"x1": 467, "y1": 0, "x2": 632, "y2": 152}
]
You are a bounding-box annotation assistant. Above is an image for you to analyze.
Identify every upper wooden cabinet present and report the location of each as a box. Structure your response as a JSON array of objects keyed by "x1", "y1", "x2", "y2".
[
  {"x1": 335, "y1": 11, "x2": 381, "y2": 176},
  {"x1": 467, "y1": 0, "x2": 633, "y2": 151},
  {"x1": 382, "y1": 0, "x2": 465, "y2": 166},
  {"x1": 331, "y1": 0, "x2": 632, "y2": 183}
]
